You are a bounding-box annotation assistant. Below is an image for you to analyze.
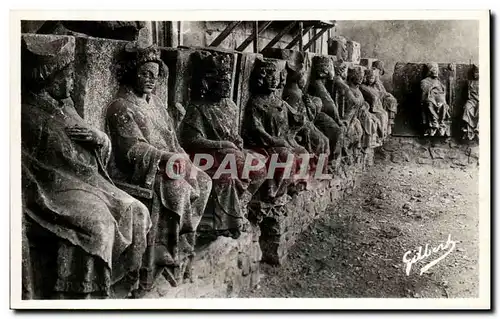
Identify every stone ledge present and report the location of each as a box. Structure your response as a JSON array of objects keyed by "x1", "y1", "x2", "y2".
[{"x1": 142, "y1": 226, "x2": 261, "y2": 298}]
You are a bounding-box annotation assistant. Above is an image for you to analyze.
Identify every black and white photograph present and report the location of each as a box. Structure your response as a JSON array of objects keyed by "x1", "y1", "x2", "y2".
[{"x1": 9, "y1": 10, "x2": 490, "y2": 310}]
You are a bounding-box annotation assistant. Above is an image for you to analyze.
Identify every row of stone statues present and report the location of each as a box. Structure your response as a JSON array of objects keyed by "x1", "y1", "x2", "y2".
[{"x1": 20, "y1": 33, "x2": 397, "y2": 300}]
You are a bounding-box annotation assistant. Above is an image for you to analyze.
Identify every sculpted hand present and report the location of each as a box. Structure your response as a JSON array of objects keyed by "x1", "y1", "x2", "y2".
[
  {"x1": 66, "y1": 126, "x2": 106, "y2": 146},
  {"x1": 220, "y1": 141, "x2": 240, "y2": 150}
]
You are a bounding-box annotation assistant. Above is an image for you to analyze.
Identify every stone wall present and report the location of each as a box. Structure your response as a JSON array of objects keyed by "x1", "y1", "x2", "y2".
[{"x1": 20, "y1": 24, "x2": 478, "y2": 300}]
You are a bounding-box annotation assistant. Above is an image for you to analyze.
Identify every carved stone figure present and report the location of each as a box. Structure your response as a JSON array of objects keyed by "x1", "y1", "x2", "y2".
[
  {"x1": 420, "y1": 62, "x2": 451, "y2": 137},
  {"x1": 179, "y1": 51, "x2": 267, "y2": 239},
  {"x1": 282, "y1": 55, "x2": 330, "y2": 167},
  {"x1": 462, "y1": 64, "x2": 479, "y2": 141},
  {"x1": 328, "y1": 61, "x2": 363, "y2": 162},
  {"x1": 308, "y1": 56, "x2": 346, "y2": 162},
  {"x1": 242, "y1": 58, "x2": 307, "y2": 203},
  {"x1": 337, "y1": 66, "x2": 381, "y2": 149},
  {"x1": 360, "y1": 68, "x2": 389, "y2": 141},
  {"x1": 21, "y1": 36, "x2": 151, "y2": 299},
  {"x1": 105, "y1": 42, "x2": 212, "y2": 295},
  {"x1": 372, "y1": 60, "x2": 398, "y2": 135}
]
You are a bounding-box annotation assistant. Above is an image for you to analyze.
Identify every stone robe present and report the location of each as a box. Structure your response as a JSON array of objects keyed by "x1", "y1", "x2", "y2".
[
  {"x1": 105, "y1": 86, "x2": 212, "y2": 278},
  {"x1": 462, "y1": 80, "x2": 479, "y2": 140},
  {"x1": 21, "y1": 92, "x2": 151, "y2": 298},
  {"x1": 420, "y1": 77, "x2": 451, "y2": 136},
  {"x1": 374, "y1": 78, "x2": 398, "y2": 134},
  {"x1": 360, "y1": 83, "x2": 389, "y2": 140},
  {"x1": 179, "y1": 98, "x2": 267, "y2": 236}
]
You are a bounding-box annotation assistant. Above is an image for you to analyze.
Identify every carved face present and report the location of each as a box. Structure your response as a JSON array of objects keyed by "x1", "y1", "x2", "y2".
[
  {"x1": 428, "y1": 64, "x2": 439, "y2": 78},
  {"x1": 348, "y1": 67, "x2": 364, "y2": 85},
  {"x1": 257, "y1": 66, "x2": 280, "y2": 92},
  {"x1": 46, "y1": 64, "x2": 74, "y2": 100},
  {"x1": 472, "y1": 67, "x2": 479, "y2": 80},
  {"x1": 203, "y1": 72, "x2": 232, "y2": 99},
  {"x1": 317, "y1": 63, "x2": 334, "y2": 81},
  {"x1": 136, "y1": 62, "x2": 159, "y2": 94}
]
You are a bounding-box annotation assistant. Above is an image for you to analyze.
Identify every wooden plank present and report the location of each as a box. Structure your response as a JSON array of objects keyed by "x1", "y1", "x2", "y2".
[
  {"x1": 285, "y1": 25, "x2": 314, "y2": 49},
  {"x1": 208, "y1": 21, "x2": 242, "y2": 47},
  {"x1": 303, "y1": 27, "x2": 330, "y2": 51},
  {"x1": 253, "y1": 21, "x2": 259, "y2": 53},
  {"x1": 298, "y1": 22, "x2": 304, "y2": 51},
  {"x1": 236, "y1": 21, "x2": 273, "y2": 52},
  {"x1": 262, "y1": 21, "x2": 297, "y2": 51}
]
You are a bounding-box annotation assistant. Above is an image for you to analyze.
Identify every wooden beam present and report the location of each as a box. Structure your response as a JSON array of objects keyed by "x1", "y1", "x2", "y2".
[
  {"x1": 262, "y1": 21, "x2": 297, "y2": 51},
  {"x1": 298, "y1": 22, "x2": 304, "y2": 51},
  {"x1": 285, "y1": 25, "x2": 314, "y2": 49},
  {"x1": 253, "y1": 21, "x2": 259, "y2": 53},
  {"x1": 303, "y1": 27, "x2": 330, "y2": 51},
  {"x1": 208, "y1": 21, "x2": 242, "y2": 47},
  {"x1": 236, "y1": 21, "x2": 273, "y2": 52}
]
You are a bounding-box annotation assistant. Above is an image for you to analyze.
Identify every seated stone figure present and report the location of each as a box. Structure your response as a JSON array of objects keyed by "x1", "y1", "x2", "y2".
[
  {"x1": 360, "y1": 68, "x2": 389, "y2": 141},
  {"x1": 308, "y1": 56, "x2": 346, "y2": 163},
  {"x1": 329, "y1": 62, "x2": 363, "y2": 162},
  {"x1": 242, "y1": 57, "x2": 308, "y2": 203},
  {"x1": 336, "y1": 66, "x2": 382, "y2": 150},
  {"x1": 462, "y1": 64, "x2": 479, "y2": 141},
  {"x1": 179, "y1": 51, "x2": 267, "y2": 239},
  {"x1": 21, "y1": 36, "x2": 151, "y2": 299},
  {"x1": 372, "y1": 60, "x2": 398, "y2": 135},
  {"x1": 420, "y1": 62, "x2": 451, "y2": 137},
  {"x1": 105, "y1": 42, "x2": 212, "y2": 295},
  {"x1": 282, "y1": 56, "x2": 330, "y2": 172}
]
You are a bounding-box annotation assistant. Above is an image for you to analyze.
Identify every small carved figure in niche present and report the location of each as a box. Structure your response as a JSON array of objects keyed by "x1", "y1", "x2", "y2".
[
  {"x1": 372, "y1": 60, "x2": 398, "y2": 135},
  {"x1": 282, "y1": 56, "x2": 330, "y2": 172},
  {"x1": 420, "y1": 62, "x2": 451, "y2": 137},
  {"x1": 106, "y1": 42, "x2": 212, "y2": 295},
  {"x1": 21, "y1": 36, "x2": 151, "y2": 299},
  {"x1": 242, "y1": 58, "x2": 307, "y2": 203},
  {"x1": 308, "y1": 56, "x2": 346, "y2": 163},
  {"x1": 329, "y1": 61, "x2": 363, "y2": 162},
  {"x1": 337, "y1": 66, "x2": 382, "y2": 149},
  {"x1": 462, "y1": 64, "x2": 479, "y2": 141},
  {"x1": 360, "y1": 68, "x2": 389, "y2": 141},
  {"x1": 179, "y1": 51, "x2": 267, "y2": 239}
]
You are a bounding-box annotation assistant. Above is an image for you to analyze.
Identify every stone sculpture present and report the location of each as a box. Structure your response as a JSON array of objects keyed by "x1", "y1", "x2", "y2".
[
  {"x1": 420, "y1": 62, "x2": 451, "y2": 137},
  {"x1": 21, "y1": 35, "x2": 151, "y2": 299},
  {"x1": 360, "y1": 68, "x2": 389, "y2": 141},
  {"x1": 308, "y1": 56, "x2": 346, "y2": 163},
  {"x1": 105, "y1": 41, "x2": 212, "y2": 296},
  {"x1": 462, "y1": 64, "x2": 479, "y2": 141},
  {"x1": 372, "y1": 60, "x2": 398, "y2": 135},
  {"x1": 242, "y1": 57, "x2": 308, "y2": 203},
  {"x1": 281, "y1": 53, "x2": 330, "y2": 170},
  {"x1": 179, "y1": 51, "x2": 267, "y2": 239}
]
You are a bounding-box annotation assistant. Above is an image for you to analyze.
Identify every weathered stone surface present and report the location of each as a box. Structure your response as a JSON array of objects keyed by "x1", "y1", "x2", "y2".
[
  {"x1": 143, "y1": 226, "x2": 261, "y2": 298},
  {"x1": 429, "y1": 147, "x2": 447, "y2": 159},
  {"x1": 327, "y1": 36, "x2": 348, "y2": 61},
  {"x1": 360, "y1": 58, "x2": 379, "y2": 69},
  {"x1": 346, "y1": 40, "x2": 361, "y2": 64},
  {"x1": 251, "y1": 157, "x2": 367, "y2": 265},
  {"x1": 234, "y1": 52, "x2": 263, "y2": 133}
]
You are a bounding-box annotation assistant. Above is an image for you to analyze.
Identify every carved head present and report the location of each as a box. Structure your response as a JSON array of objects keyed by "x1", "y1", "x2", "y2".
[
  {"x1": 251, "y1": 58, "x2": 286, "y2": 94},
  {"x1": 372, "y1": 60, "x2": 385, "y2": 76},
  {"x1": 21, "y1": 36, "x2": 75, "y2": 100},
  {"x1": 470, "y1": 64, "x2": 479, "y2": 80},
  {"x1": 347, "y1": 66, "x2": 365, "y2": 86},
  {"x1": 426, "y1": 62, "x2": 439, "y2": 78},
  {"x1": 194, "y1": 51, "x2": 233, "y2": 100},
  {"x1": 312, "y1": 56, "x2": 334, "y2": 81},
  {"x1": 118, "y1": 41, "x2": 167, "y2": 95},
  {"x1": 364, "y1": 68, "x2": 379, "y2": 86},
  {"x1": 285, "y1": 60, "x2": 307, "y2": 90},
  {"x1": 334, "y1": 62, "x2": 348, "y2": 81}
]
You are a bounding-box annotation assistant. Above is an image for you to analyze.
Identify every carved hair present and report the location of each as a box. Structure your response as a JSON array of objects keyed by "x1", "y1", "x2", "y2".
[{"x1": 250, "y1": 57, "x2": 286, "y2": 93}]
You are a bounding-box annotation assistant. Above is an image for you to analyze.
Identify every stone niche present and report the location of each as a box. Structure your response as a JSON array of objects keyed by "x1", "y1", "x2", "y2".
[
  {"x1": 392, "y1": 62, "x2": 475, "y2": 137},
  {"x1": 327, "y1": 36, "x2": 348, "y2": 61},
  {"x1": 346, "y1": 40, "x2": 361, "y2": 64}
]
